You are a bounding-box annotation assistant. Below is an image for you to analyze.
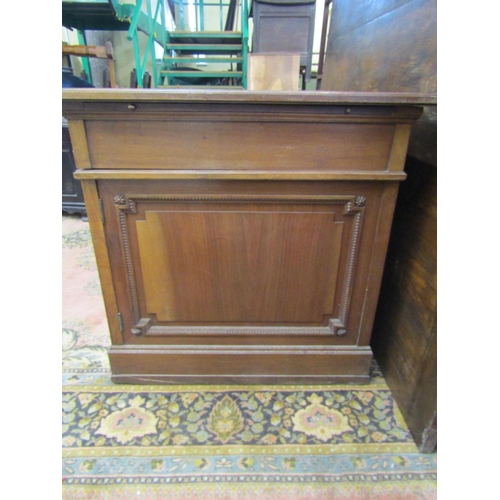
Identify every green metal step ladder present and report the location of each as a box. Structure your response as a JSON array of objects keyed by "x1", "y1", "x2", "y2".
[
  {"x1": 129, "y1": 0, "x2": 249, "y2": 89},
  {"x1": 160, "y1": 28, "x2": 246, "y2": 88},
  {"x1": 63, "y1": 0, "x2": 249, "y2": 89},
  {"x1": 158, "y1": 0, "x2": 249, "y2": 88}
]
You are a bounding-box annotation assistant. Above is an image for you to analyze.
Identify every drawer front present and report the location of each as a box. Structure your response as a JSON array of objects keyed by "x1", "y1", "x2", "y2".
[{"x1": 85, "y1": 120, "x2": 396, "y2": 171}]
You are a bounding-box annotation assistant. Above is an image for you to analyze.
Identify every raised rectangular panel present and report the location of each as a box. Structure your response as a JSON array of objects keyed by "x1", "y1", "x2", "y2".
[
  {"x1": 110, "y1": 192, "x2": 366, "y2": 340},
  {"x1": 137, "y1": 210, "x2": 343, "y2": 323}
]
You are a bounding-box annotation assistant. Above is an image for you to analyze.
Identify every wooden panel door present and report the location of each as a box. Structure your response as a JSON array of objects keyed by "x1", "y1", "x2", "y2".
[{"x1": 98, "y1": 179, "x2": 393, "y2": 360}]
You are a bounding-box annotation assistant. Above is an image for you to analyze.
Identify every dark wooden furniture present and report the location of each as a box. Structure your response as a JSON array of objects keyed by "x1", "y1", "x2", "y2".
[
  {"x1": 320, "y1": 0, "x2": 437, "y2": 451},
  {"x1": 321, "y1": 0, "x2": 437, "y2": 94},
  {"x1": 62, "y1": 89, "x2": 432, "y2": 384},
  {"x1": 372, "y1": 156, "x2": 436, "y2": 452},
  {"x1": 62, "y1": 118, "x2": 86, "y2": 216}
]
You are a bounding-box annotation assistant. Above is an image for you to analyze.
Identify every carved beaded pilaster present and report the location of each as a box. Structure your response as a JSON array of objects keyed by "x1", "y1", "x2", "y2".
[
  {"x1": 338, "y1": 209, "x2": 363, "y2": 328},
  {"x1": 118, "y1": 209, "x2": 141, "y2": 324}
]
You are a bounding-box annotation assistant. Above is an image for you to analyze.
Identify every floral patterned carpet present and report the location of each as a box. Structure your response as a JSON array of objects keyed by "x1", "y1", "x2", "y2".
[{"x1": 62, "y1": 214, "x2": 437, "y2": 499}]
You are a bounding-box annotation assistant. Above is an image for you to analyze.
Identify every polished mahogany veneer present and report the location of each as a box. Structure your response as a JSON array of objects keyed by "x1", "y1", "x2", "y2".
[{"x1": 62, "y1": 89, "x2": 429, "y2": 384}]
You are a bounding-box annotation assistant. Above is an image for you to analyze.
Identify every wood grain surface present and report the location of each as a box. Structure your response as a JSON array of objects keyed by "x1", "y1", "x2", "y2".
[
  {"x1": 62, "y1": 88, "x2": 437, "y2": 105},
  {"x1": 322, "y1": 0, "x2": 437, "y2": 93},
  {"x1": 85, "y1": 120, "x2": 396, "y2": 171},
  {"x1": 320, "y1": 0, "x2": 437, "y2": 449},
  {"x1": 372, "y1": 157, "x2": 437, "y2": 452}
]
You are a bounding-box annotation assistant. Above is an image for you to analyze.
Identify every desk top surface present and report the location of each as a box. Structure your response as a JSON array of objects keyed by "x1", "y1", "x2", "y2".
[{"x1": 62, "y1": 89, "x2": 437, "y2": 106}]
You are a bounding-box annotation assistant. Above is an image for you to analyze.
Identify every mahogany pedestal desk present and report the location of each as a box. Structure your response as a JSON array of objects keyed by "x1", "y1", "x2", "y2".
[{"x1": 62, "y1": 89, "x2": 425, "y2": 384}]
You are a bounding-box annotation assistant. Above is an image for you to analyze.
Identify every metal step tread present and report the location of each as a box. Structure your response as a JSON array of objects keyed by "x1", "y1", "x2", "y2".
[
  {"x1": 159, "y1": 85, "x2": 244, "y2": 89},
  {"x1": 169, "y1": 31, "x2": 242, "y2": 37},
  {"x1": 167, "y1": 29, "x2": 243, "y2": 45},
  {"x1": 161, "y1": 71, "x2": 243, "y2": 77},
  {"x1": 163, "y1": 56, "x2": 243, "y2": 64},
  {"x1": 166, "y1": 44, "x2": 242, "y2": 52}
]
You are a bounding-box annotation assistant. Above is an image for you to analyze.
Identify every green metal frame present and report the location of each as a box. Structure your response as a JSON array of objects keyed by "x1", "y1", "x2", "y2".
[
  {"x1": 127, "y1": 0, "x2": 170, "y2": 87},
  {"x1": 242, "y1": 0, "x2": 248, "y2": 88},
  {"x1": 123, "y1": 0, "x2": 249, "y2": 88}
]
